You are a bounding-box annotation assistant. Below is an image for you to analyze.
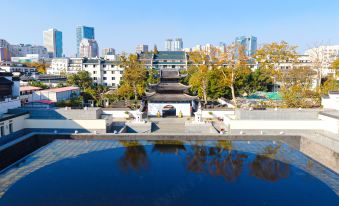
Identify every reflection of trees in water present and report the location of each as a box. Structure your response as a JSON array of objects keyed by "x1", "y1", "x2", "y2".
[
  {"x1": 119, "y1": 141, "x2": 149, "y2": 171},
  {"x1": 152, "y1": 140, "x2": 186, "y2": 155},
  {"x1": 186, "y1": 140, "x2": 248, "y2": 181},
  {"x1": 250, "y1": 144, "x2": 290, "y2": 182}
]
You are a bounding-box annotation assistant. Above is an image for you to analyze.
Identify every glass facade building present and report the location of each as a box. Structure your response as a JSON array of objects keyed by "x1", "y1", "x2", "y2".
[
  {"x1": 235, "y1": 36, "x2": 257, "y2": 56},
  {"x1": 55, "y1": 31, "x2": 63, "y2": 58},
  {"x1": 43, "y1": 28, "x2": 63, "y2": 58},
  {"x1": 76, "y1": 26, "x2": 95, "y2": 57}
]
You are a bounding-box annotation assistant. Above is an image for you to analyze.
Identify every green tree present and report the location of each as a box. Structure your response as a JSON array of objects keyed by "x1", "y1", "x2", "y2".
[
  {"x1": 147, "y1": 68, "x2": 159, "y2": 84},
  {"x1": 120, "y1": 54, "x2": 147, "y2": 101},
  {"x1": 331, "y1": 59, "x2": 339, "y2": 78},
  {"x1": 218, "y1": 43, "x2": 251, "y2": 106},
  {"x1": 25, "y1": 62, "x2": 48, "y2": 74},
  {"x1": 153, "y1": 45, "x2": 159, "y2": 54},
  {"x1": 28, "y1": 80, "x2": 48, "y2": 89},
  {"x1": 189, "y1": 64, "x2": 210, "y2": 104},
  {"x1": 66, "y1": 71, "x2": 93, "y2": 90},
  {"x1": 188, "y1": 50, "x2": 215, "y2": 104}
]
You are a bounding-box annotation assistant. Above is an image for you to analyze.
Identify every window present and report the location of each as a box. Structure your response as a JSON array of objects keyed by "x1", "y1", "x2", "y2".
[
  {"x1": 93, "y1": 71, "x2": 96, "y2": 74},
  {"x1": 111, "y1": 71, "x2": 114, "y2": 74},
  {"x1": 112, "y1": 77, "x2": 115, "y2": 80},
  {"x1": 93, "y1": 77, "x2": 97, "y2": 80},
  {"x1": 103, "y1": 77, "x2": 107, "y2": 80},
  {"x1": 9, "y1": 123, "x2": 13, "y2": 134},
  {"x1": 85, "y1": 65, "x2": 88, "y2": 68},
  {"x1": 112, "y1": 83, "x2": 116, "y2": 87},
  {"x1": 103, "y1": 65, "x2": 106, "y2": 68},
  {"x1": 103, "y1": 71, "x2": 107, "y2": 74},
  {"x1": 172, "y1": 65, "x2": 175, "y2": 68},
  {"x1": 93, "y1": 65, "x2": 96, "y2": 68},
  {"x1": 0, "y1": 126, "x2": 4, "y2": 137},
  {"x1": 120, "y1": 71, "x2": 123, "y2": 74}
]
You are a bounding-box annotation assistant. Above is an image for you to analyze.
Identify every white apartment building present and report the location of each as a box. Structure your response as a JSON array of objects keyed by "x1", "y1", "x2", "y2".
[
  {"x1": 47, "y1": 58, "x2": 124, "y2": 88},
  {"x1": 305, "y1": 45, "x2": 339, "y2": 76},
  {"x1": 11, "y1": 54, "x2": 41, "y2": 63},
  {"x1": 82, "y1": 59, "x2": 123, "y2": 87},
  {"x1": 0, "y1": 63, "x2": 36, "y2": 75},
  {"x1": 10, "y1": 44, "x2": 49, "y2": 58}
]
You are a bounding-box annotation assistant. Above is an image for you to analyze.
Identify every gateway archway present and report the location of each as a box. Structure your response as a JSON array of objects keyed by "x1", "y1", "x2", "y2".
[{"x1": 162, "y1": 105, "x2": 176, "y2": 117}]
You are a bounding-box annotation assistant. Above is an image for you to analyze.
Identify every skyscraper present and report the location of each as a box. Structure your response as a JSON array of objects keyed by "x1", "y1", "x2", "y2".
[
  {"x1": 79, "y1": 39, "x2": 99, "y2": 58},
  {"x1": 165, "y1": 39, "x2": 173, "y2": 51},
  {"x1": 235, "y1": 36, "x2": 257, "y2": 56},
  {"x1": 165, "y1": 38, "x2": 183, "y2": 51},
  {"x1": 43, "y1": 28, "x2": 63, "y2": 58},
  {"x1": 102, "y1": 48, "x2": 115, "y2": 56},
  {"x1": 136, "y1": 44, "x2": 149, "y2": 53},
  {"x1": 76, "y1": 25, "x2": 95, "y2": 57},
  {"x1": 173, "y1": 38, "x2": 183, "y2": 51}
]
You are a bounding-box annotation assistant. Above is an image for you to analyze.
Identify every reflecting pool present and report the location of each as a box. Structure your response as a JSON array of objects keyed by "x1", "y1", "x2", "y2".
[{"x1": 0, "y1": 140, "x2": 338, "y2": 206}]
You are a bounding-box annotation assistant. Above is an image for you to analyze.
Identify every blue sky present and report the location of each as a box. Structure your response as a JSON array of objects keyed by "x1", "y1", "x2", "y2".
[{"x1": 1, "y1": 0, "x2": 339, "y2": 56}]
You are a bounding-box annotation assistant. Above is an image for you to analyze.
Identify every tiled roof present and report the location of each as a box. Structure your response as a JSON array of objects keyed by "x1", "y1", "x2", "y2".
[
  {"x1": 154, "y1": 51, "x2": 186, "y2": 60},
  {"x1": 138, "y1": 51, "x2": 186, "y2": 60},
  {"x1": 146, "y1": 93, "x2": 197, "y2": 102}
]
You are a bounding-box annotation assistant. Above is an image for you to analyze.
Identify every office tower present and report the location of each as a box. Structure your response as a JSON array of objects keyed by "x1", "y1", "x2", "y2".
[
  {"x1": 136, "y1": 44, "x2": 149, "y2": 53},
  {"x1": 79, "y1": 39, "x2": 99, "y2": 58},
  {"x1": 102, "y1": 48, "x2": 115, "y2": 56},
  {"x1": 173, "y1": 38, "x2": 183, "y2": 51},
  {"x1": 165, "y1": 39, "x2": 173, "y2": 51},
  {"x1": 43, "y1": 28, "x2": 63, "y2": 58},
  {"x1": 76, "y1": 25, "x2": 95, "y2": 56},
  {"x1": 235, "y1": 36, "x2": 257, "y2": 56},
  {"x1": 165, "y1": 38, "x2": 183, "y2": 51}
]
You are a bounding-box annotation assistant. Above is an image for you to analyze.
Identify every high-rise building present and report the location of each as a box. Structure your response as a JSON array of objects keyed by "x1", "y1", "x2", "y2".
[
  {"x1": 102, "y1": 48, "x2": 115, "y2": 56},
  {"x1": 165, "y1": 39, "x2": 173, "y2": 51},
  {"x1": 79, "y1": 39, "x2": 99, "y2": 58},
  {"x1": 43, "y1": 28, "x2": 63, "y2": 58},
  {"x1": 76, "y1": 25, "x2": 95, "y2": 56},
  {"x1": 235, "y1": 36, "x2": 257, "y2": 56},
  {"x1": 136, "y1": 44, "x2": 149, "y2": 53},
  {"x1": 0, "y1": 47, "x2": 10, "y2": 62},
  {"x1": 165, "y1": 38, "x2": 183, "y2": 51},
  {"x1": 173, "y1": 38, "x2": 183, "y2": 51}
]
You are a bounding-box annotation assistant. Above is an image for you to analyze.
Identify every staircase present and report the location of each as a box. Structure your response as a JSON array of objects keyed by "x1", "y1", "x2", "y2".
[{"x1": 151, "y1": 117, "x2": 186, "y2": 133}]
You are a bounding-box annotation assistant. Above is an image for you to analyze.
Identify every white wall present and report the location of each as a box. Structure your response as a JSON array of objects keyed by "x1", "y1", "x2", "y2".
[
  {"x1": 148, "y1": 102, "x2": 191, "y2": 116},
  {"x1": 322, "y1": 94, "x2": 339, "y2": 110},
  {"x1": 24, "y1": 119, "x2": 106, "y2": 130},
  {"x1": 0, "y1": 113, "x2": 29, "y2": 137},
  {"x1": 224, "y1": 116, "x2": 325, "y2": 130},
  {"x1": 201, "y1": 110, "x2": 234, "y2": 119},
  {"x1": 103, "y1": 110, "x2": 139, "y2": 119},
  {"x1": 0, "y1": 98, "x2": 21, "y2": 114},
  {"x1": 319, "y1": 114, "x2": 339, "y2": 134}
]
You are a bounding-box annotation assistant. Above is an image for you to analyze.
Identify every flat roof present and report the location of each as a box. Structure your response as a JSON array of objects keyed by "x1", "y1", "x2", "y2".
[{"x1": 41, "y1": 86, "x2": 79, "y2": 93}]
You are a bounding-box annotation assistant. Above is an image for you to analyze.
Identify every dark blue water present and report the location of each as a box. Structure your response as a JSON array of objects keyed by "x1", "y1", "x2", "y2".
[{"x1": 0, "y1": 141, "x2": 338, "y2": 206}]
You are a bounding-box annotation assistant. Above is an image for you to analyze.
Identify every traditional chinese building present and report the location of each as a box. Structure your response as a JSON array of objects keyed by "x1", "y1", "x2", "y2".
[{"x1": 144, "y1": 69, "x2": 198, "y2": 117}]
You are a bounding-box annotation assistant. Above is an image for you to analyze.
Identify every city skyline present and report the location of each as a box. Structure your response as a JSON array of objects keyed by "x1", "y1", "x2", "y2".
[{"x1": 1, "y1": 0, "x2": 339, "y2": 56}]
